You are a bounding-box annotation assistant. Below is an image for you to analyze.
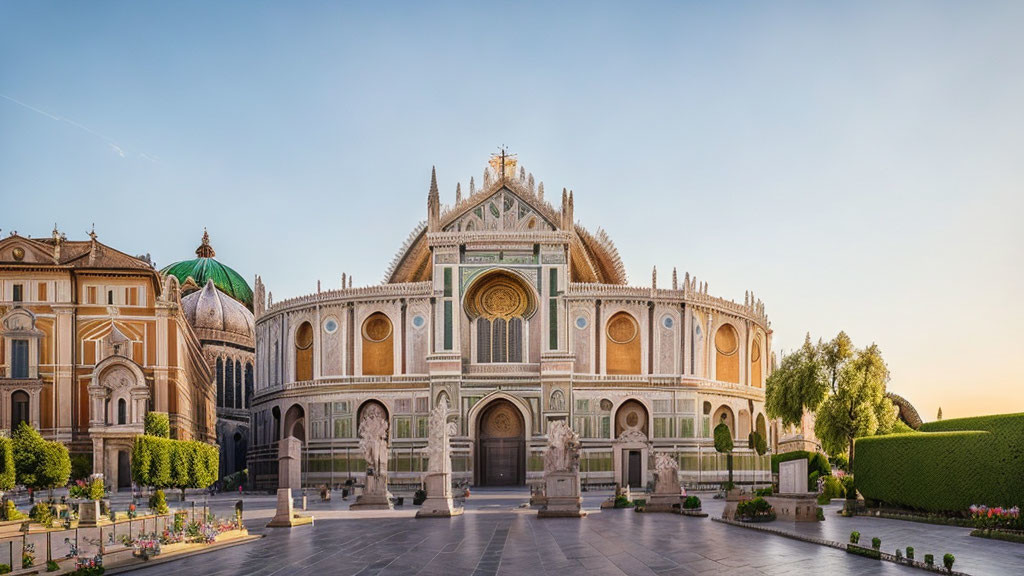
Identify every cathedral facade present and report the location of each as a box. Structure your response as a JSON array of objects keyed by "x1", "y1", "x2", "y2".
[
  {"x1": 0, "y1": 229, "x2": 216, "y2": 490},
  {"x1": 249, "y1": 154, "x2": 773, "y2": 490}
]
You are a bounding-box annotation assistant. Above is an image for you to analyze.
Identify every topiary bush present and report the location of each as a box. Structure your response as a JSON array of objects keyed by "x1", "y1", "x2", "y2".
[
  {"x1": 149, "y1": 489, "x2": 169, "y2": 514},
  {"x1": 925, "y1": 554, "x2": 934, "y2": 566},
  {"x1": 871, "y1": 537, "x2": 881, "y2": 550},
  {"x1": 856, "y1": 413, "x2": 1024, "y2": 512},
  {"x1": 29, "y1": 502, "x2": 52, "y2": 526},
  {"x1": 906, "y1": 546, "x2": 914, "y2": 560},
  {"x1": 682, "y1": 496, "x2": 701, "y2": 509},
  {"x1": 943, "y1": 553, "x2": 955, "y2": 572},
  {"x1": 850, "y1": 531, "x2": 860, "y2": 544}
]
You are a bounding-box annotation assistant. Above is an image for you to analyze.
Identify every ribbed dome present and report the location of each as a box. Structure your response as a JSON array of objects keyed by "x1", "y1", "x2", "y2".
[
  {"x1": 161, "y1": 230, "x2": 253, "y2": 309},
  {"x1": 182, "y1": 280, "x2": 255, "y2": 348}
]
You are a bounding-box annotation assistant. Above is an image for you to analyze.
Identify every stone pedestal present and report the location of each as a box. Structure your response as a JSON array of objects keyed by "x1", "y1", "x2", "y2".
[
  {"x1": 766, "y1": 494, "x2": 821, "y2": 522},
  {"x1": 416, "y1": 472, "x2": 463, "y2": 518},
  {"x1": 267, "y1": 488, "x2": 313, "y2": 528},
  {"x1": 645, "y1": 469, "x2": 683, "y2": 513},
  {"x1": 77, "y1": 500, "x2": 101, "y2": 527},
  {"x1": 350, "y1": 474, "x2": 393, "y2": 511},
  {"x1": 721, "y1": 488, "x2": 745, "y2": 519},
  {"x1": 538, "y1": 471, "x2": 586, "y2": 518},
  {"x1": 278, "y1": 437, "x2": 302, "y2": 492}
]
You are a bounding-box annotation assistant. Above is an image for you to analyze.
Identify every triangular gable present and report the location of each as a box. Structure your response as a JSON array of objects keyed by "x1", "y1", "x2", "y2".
[
  {"x1": 441, "y1": 179, "x2": 560, "y2": 233},
  {"x1": 0, "y1": 235, "x2": 57, "y2": 265}
]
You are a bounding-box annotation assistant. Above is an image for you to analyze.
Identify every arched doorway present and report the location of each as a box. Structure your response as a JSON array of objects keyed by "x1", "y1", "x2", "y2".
[
  {"x1": 11, "y1": 391, "x2": 29, "y2": 431},
  {"x1": 283, "y1": 404, "x2": 305, "y2": 442},
  {"x1": 476, "y1": 400, "x2": 525, "y2": 486},
  {"x1": 614, "y1": 400, "x2": 650, "y2": 488}
]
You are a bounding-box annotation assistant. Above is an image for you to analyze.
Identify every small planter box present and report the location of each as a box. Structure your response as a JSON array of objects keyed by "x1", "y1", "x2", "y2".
[{"x1": 78, "y1": 500, "x2": 102, "y2": 527}]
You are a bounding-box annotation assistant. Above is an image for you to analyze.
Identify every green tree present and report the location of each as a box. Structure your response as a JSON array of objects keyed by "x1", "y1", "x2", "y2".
[
  {"x1": 820, "y1": 331, "x2": 854, "y2": 393},
  {"x1": 814, "y1": 344, "x2": 897, "y2": 470},
  {"x1": 37, "y1": 443, "x2": 71, "y2": 497},
  {"x1": 145, "y1": 412, "x2": 170, "y2": 438},
  {"x1": 12, "y1": 422, "x2": 47, "y2": 489},
  {"x1": 0, "y1": 437, "x2": 15, "y2": 493},
  {"x1": 12, "y1": 423, "x2": 70, "y2": 497},
  {"x1": 765, "y1": 334, "x2": 827, "y2": 427},
  {"x1": 131, "y1": 436, "x2": 153, "y2": 487},
  {"x1": 714, "y1": 417, "x2": 734, "y2": 487}
]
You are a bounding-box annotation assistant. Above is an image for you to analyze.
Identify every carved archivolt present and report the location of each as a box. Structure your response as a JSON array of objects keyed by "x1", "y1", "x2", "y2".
[{"x1": 464, "y1": 272, "x2": 535, "y2": 320}]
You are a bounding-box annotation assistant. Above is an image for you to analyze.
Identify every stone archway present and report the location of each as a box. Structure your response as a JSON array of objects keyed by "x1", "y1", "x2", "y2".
[{"x1": 475, "y1": 399, "x2": 525, "y2": 486}]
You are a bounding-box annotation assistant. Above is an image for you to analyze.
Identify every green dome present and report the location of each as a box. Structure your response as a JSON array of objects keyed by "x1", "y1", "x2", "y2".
[{"x1": 161, "y1": 230, "x2": 253, "y2": 309}]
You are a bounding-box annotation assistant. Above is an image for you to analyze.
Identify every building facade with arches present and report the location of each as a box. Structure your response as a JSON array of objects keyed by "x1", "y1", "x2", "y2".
[
  {"x1": 249, "y1": 154, "x2": 774, "y2": 490},
  {"x1": 0, "y1": 230, "x2": 216, "y2": 490}
]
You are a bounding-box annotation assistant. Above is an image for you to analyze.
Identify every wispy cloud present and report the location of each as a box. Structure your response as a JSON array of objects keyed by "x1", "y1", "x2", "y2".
[{"x1": 1, "y1": 93, "x2": 157, "y2": 162}]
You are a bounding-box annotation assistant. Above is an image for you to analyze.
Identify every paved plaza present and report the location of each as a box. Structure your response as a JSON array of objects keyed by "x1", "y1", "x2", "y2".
[{"x1": 118, "y1": 490, "x2": 945, "y2": 576}]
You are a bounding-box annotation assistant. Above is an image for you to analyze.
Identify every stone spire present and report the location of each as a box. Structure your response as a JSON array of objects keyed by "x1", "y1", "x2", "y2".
[
  {"x1": 88, "y1": 223, "x2": 98, "y2": 265},
  {"x1": 427, "y1": 166, "x2": 440, "y2": 232},
  {"x1": 561, "y1": 188, "x2": 569, "y2": 229},
  {"x1": 254, "y1": 275, "x2": 266, "y2": 318},
  {"x1": 51, "y1": 223, "x2": 61, "y2": 263},
  {"x1": 342, "y1": 273, "x2": 347, "y2": 289},
  {"x1": 195, "y1": 228, "x2": 216, "y2": 258},
  {"x1": 469, "y1": 176, "x2": 476, "y2": 196},
  {"x1": 651, "y1": 266, "x2": 657, "y2": 289},
  {"x1": 455, "y1": 182, "x2": 462, "y2": 204},
  {"x1": 538, "y1": 182, "x2": 544, "y2": 201},
  {"x1": 672, "y1": 267, "x2": 678, "y2": 290}
]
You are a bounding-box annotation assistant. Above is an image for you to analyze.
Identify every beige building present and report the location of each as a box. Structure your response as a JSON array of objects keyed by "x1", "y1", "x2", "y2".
[
  {"x1": 0, "y1": 229, "x2": 215, "y2": 490},
  {"x1": 250, "y1": 153, "x2": 774, "y2": 490}
]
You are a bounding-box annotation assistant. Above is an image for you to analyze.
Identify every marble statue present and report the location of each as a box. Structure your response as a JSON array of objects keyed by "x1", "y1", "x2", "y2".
[
  {"x1": 417, "y1": 396, "x2": 463, "y2": 517},
  {"x1": 358, "y1": 410, "x2": 389, "y2": 477},
  {"x1": 543, "y1": 420, "x2": 581, "y2": 474},
  {"x1": 538, "y1": 420, "x2": 585, "y2": 518}
]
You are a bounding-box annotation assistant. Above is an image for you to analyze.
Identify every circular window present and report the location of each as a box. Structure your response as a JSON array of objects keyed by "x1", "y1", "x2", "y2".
[
  {"x1": 412, "y1": 315, "x2": 426, "y2": 329},
  {"x1": 599, "y1": 398, "x2": 613, "y2": 411},
  {"x1": 662, "y1": 315, "x2": 674, "y2": 329},
  {"x1": 715, "y1": 324, "x2": 739, "y2": 356},
  {"x1": 323, "y1": 319, "x2": 338, "y2": 334},
  {"x1": 575, "y1": 316, "x2": 588, "y2": 329},
  {"x1": 606, "y1": 313, "x2": 638, "y2": 344},
  {"x1": 362, "y1": 313, "x2": 392, "y2": 342}
]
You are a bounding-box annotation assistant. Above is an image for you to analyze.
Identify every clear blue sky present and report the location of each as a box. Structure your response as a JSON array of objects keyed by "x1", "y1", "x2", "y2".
[{"x1": 2, "y1": 1, "x2": 1022, "y2": 419}]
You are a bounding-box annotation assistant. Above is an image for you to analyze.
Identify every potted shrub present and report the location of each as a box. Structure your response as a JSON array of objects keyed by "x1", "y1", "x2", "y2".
[
  {"x1": 871, "y1": 537, "x2": 881, "y2": 550},
  {"x1": 906, "y1": 547, "x2": 914, "y2": 561},
  {"x1": 682, "y1": 496, "x2": 702, "y2": 511},
  {"x1": 850, "y1": 531, "x2": 860, "y2": 544},
  {"x1": 925, "y1": 554, "x2": 934, "y2": 567},
  {"x1": 944, "y1": 553, "x2": 955, "y2": 573}
]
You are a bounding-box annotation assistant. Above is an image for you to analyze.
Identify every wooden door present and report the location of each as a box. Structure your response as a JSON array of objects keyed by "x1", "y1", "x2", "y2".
[{"x1": 627, "y1": 450, "x2": 642, "y2": 488}]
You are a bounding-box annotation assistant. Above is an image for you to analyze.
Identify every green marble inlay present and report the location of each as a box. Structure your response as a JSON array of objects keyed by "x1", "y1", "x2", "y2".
[
  {"x1": 549, "y1": 298, "x2": 557, "y2": 350},
  {"x1": 443, "y1": 267, "x2": 452, "y2": 297},
  {"x1": 444, "y1": 301, "x2": 453, "y2": 349}
]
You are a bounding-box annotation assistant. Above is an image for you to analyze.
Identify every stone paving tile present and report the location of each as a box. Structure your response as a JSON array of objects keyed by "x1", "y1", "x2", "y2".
[{"x1": 119, "y1": 490, "x2": 1004, "y2": 576}]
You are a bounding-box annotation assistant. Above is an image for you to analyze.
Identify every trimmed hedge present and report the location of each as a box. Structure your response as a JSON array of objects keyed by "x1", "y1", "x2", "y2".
[
  {"x1": 855, "y1": 413, "x2": 1024, "y2": 512},
  {"x1": 770, "y1": 450, "x2": 829, "y2": 478},
  {"x1": 131, "y1": 435, "x2": 218, "y2": 493}
]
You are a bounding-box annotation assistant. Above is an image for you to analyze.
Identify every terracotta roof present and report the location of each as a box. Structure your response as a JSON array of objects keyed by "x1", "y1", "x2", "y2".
[{"x1": 0, "y1": 234, "x2": 154, "y2": 270}]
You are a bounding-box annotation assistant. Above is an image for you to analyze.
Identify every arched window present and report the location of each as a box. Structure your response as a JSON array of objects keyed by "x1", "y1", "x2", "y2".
[
  {"x1": 295, "y1": 322, "x2": 314, "y2": 381},
  {"x1": 750, "y1": 338, "x2": 763, "y2": 387},
  {"x1": 225, "y1": 359, "x2": 235, "y2": 408},
  {"x1": 215, "y1": 357, "x2": 224, "y2": 408},
  {"x1": 244, "y1": 363, "x2": 253, "y2": 409},
  {"x1": 715, "y1": 324, "x2": 740, "y2": 384},
  {"x1": 466, "y1": 273, "x2": 533, "y2": 363},
  {"x1": 234, "y1": 359, "x2": 242, "y2": 409},
  {"x1": 10, "y1": 340, "x2": 29, "y2": 379},
  {"x1": 117, "y1": 398, "x2": 127, "y2": 425},
  {"x1": 11, "y1": 391, "x2": 29, "y2": 430},
  {"x1": 606, "y1": 312, "x2": 641, "y2": 374},
  {"x1": 361, "y1": 313, "x2": 394, "y2": 376}
]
